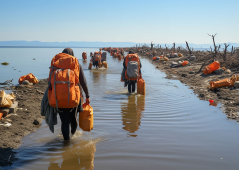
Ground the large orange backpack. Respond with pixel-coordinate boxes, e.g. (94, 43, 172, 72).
(124, 54, 141, 81)
(82, 52, 87, 60)
(94, 52, 101, 61)
(48, 53, 80, 109)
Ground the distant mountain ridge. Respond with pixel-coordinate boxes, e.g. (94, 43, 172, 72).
(0, 41, 238, 48)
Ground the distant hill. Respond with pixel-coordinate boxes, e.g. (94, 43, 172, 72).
(0, 41, 238, 48)
(0, 41, 136, 48)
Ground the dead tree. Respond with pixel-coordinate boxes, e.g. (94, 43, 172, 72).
(223, 43, 230, 61)
(150, 41, 154, 50)
(231, 46, 234, 55)
(173, 42, 176, 52)
(185, 41, 192, 55)
(208, 33, 218, 61)
(165, 44, 168, 53)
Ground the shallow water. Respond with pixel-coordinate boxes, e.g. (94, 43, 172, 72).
(1, 48, 239, 170)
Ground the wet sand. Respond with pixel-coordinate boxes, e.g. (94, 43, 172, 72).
(0, 80, 47, 166)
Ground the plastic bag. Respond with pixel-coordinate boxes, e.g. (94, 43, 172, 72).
(19, 73, 38, 84)
(182, 61, 189, 66)
(0, 90, 15, 108)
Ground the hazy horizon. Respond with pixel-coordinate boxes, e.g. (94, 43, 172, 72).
(1, 0, 238, 44)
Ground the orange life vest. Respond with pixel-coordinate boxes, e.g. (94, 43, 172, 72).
(48, 53, 80, 109)
(124, 54, 141, 81)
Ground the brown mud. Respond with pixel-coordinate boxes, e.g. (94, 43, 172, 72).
(0, 79, 48, 167)
(124, 47, 239, 121)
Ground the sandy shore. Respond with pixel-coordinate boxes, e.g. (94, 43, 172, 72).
(0, 79, 48, 166)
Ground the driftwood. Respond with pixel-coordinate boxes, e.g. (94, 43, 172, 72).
(36, 89, 44, 94)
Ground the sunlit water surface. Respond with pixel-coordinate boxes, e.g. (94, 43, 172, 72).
(0, 48, 239, 170)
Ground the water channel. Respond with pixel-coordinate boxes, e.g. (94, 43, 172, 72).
(1, 48, 239, 170)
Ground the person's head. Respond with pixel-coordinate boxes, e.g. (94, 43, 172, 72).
(128, 50, 135, 54)
(62, 48, 74, 56)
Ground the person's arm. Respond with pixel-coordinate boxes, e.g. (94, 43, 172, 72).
(123, 58, 126, 69)
(79, 65, 90, 99)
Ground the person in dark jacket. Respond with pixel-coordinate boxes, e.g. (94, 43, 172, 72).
(58, 48, 90, 140)
(123, 50, 142, 93)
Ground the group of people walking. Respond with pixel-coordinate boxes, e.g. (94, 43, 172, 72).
(44, 47, 142, 140)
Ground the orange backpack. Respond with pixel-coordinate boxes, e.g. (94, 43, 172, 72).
(94, 52, 101, 61)
(124, 54, 141, 81)
(19, 73, 38, 84)
(48, 53, 80, 109)
(82, 52, 87, 60)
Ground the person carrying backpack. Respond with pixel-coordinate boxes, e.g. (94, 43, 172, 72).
(93, 51, 101, 68)
(48, 48, 90, 140)
(122, 50, 142, 93)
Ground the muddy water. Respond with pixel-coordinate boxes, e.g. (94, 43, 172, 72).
(2, 49, 239, 170)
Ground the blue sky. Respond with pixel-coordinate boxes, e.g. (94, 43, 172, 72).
(0, 0, 238, 44)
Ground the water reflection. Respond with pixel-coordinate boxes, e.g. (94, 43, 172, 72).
(48, 139, 96, 170)
(121, 94, 145, 137)
(82, 60, 88, 66)
(90, 70, 101, 84)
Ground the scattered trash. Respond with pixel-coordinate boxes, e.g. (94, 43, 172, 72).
(0, 112, 3, 120)
(189, 55, 196, 61)
(210, 78, 231, 90)
(234, 81, 239, 88)
(209, 100, 214, 103)
(22, 80, 33, 86)
(170, 61, 182, 68)
(182, 61, 189, 66)
(178, 53, 183, 57)
(0, 90, 15, 108)
(222, 67, 226, 71)
(213, 68, 224, 75)
(203, 61, 220, 75)
(33, 119, 39, 125)
(169, 53, 178, 58)
(0, 122, 12, 127)
(1, 62, 9, 65)
(19, 73, 38, 84)
(225, 69, 231, 74)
